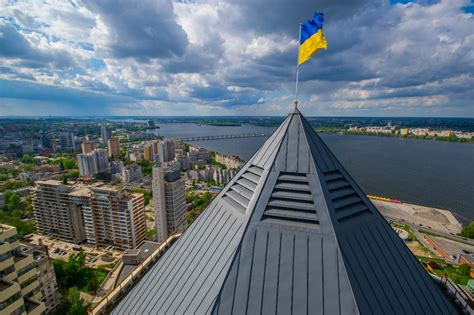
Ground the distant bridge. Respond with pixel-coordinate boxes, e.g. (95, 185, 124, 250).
(180, 132, 272, 142)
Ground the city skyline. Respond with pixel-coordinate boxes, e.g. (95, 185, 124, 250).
(1, 0, 473, 117)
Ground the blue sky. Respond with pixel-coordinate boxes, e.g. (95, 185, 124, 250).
(0, 0, 473, 117)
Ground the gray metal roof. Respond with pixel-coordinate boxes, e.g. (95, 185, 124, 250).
(112, 109, 456, 315)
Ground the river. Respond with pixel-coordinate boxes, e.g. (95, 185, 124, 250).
(150, 123, 474, 221)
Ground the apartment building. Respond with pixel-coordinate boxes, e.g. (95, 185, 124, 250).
(81, 140, 96, 154)
(0, 224, 46, 315)
(100, 125, 110, 144)
(68, 188, 96, 247)
(21, 243, 60, 313)
(89, 187, 146, 250)
(77, 149, 109, 177)
(107, 138, 121, 158)
(32, 180, 87, 244)
(152, 162, 187, 243)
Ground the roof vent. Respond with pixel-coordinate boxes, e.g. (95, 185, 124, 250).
(323, 170, 372, 222)
(222, 165, 263, 214)
(261, 172, 319, 228)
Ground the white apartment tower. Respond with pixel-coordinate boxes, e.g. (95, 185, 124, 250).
(77, 149, 109, 177)
(100, 125, 110, 144)
(152, 161, 186, 242)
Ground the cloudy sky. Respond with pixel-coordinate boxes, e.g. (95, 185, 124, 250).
(0, 0, 473, 117)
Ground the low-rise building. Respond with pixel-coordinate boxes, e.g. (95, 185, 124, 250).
(214, 153, 244, 169)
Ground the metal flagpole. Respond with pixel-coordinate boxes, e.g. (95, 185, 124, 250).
(294, 23, 302, 110)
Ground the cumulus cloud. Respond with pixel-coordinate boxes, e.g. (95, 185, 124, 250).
(0, 0, 472, 116)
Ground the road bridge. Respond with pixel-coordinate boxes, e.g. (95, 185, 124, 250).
(180, 132, 271, 142)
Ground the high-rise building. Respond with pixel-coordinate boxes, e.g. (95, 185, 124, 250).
(21, 242, 61, 313)
(110, 160, 124, 175)
(144, 140, 175, 163)
(100, 125, 110, 144)
(41, 134, 51, 149)
(108, 138, 120, 158)
(81, 140, 96, 154)
(152, 161, 186, 243)
(0, 224, 46, 315)
(89, 187, 146, 250)
(144, 143, 153, 161)
(122, 164, 142, 183)
(113, 109, 457, 314)
(68, 187, 95, 246)
(77, 149, 109, 177)
(59, 132, 75, 151)
(161, 139, 175, 162)
(32, 180, 86, 244)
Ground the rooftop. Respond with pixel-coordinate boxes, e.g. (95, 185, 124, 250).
(112, 109, 456, 314)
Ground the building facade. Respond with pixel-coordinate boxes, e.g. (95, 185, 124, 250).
(0, 224, 46, 315)
(152, 162, 186, 243)
(214, 153, 244, 169)
(81, 140, 96, 154)
(107, 138, 121, 158)
(21, 243, 60, 313)
(59, 132, 75, 151)
(89, 187, 146, 250)
(77, 149, 109, 177)
(32, 180, 86, 244)
(122, 164, 142, 183)
(100, 125, 110, 144)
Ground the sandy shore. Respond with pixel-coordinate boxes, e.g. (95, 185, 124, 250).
(372, 199, 463, 235)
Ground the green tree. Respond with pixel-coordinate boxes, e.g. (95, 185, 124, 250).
(59, 159, 65, 171)
(20, 154, 34, 164)
(458, 264, 471, 276)
(460, 222, 474, 239)
(63, 159, 76, 170)
(5, 192, 20, 213)
(67, 287, 87, 315)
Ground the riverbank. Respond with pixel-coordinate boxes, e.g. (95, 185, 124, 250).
(372, 198, 464, 235)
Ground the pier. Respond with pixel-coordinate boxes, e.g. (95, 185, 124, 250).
(180, 132, 271, 142)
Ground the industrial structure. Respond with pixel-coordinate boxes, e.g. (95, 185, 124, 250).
(113, 109, 456, 314)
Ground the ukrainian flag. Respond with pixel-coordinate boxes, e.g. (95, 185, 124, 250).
(298, 12, 327, 65)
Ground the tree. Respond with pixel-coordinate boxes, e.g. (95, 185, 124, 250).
(460, 222, 474, 239)
(67, 287, 87, 315)
(459, 264, 471, 276)
(59, 159, 65, 171)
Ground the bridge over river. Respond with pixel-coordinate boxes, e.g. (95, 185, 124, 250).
(181, 132, 271, 142)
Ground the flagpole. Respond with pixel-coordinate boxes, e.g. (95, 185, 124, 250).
(294, 23, 302, 110)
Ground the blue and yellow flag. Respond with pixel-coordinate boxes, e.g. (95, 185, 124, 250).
(298, 12, 327, 65)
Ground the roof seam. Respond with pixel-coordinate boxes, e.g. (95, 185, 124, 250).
(151, 210, 234, 312)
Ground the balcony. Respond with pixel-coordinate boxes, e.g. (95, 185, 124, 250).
(0, 256, 14, 272)
(0, 242, 10, 255)
(17, 267, 37, 284)
(24, 298, 46, 315)
(0, 279, 21, 306)
(21, 279, 39, 297)
(14, 253, 34, 272)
